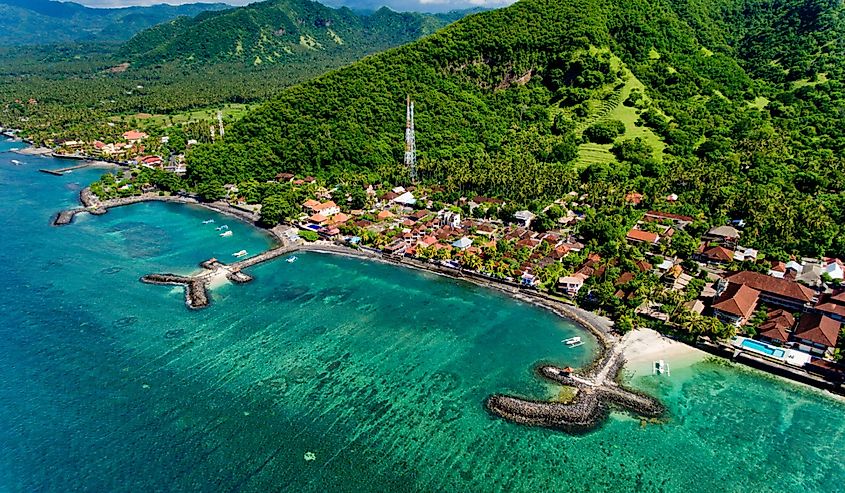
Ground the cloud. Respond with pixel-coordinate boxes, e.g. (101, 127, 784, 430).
(76, 0, 517, 13)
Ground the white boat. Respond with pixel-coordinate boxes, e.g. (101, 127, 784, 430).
(232, 250, 248, 258)
(286, 256, 298, 263)
(219, 230, 233, 237)
(10, 159, 22, 165)
(216, 225, 229, 231)
(203, 219, 215, 224)
(653, 360, 669, 375)
(562, 336, 581, 345)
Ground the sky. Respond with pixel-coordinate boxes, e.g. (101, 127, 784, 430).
(75, 0, 518, 13)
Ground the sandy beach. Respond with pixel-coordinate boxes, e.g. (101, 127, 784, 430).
(621, 328, 706, 376)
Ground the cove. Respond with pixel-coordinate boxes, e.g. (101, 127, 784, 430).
(2, 143, 845, 492)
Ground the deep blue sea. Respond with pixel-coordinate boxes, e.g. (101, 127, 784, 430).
(1, 140, 844, 492)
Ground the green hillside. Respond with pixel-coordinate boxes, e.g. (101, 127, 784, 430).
(0, 0, 229, 46)
(120, 0, 456, 66)
(187, 0, 845, 257)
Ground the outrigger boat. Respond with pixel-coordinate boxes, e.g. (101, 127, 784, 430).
(219, 230, 233, 238)
(203, 219, 215, 224)
(232, 250, 248, 258)
(562, 336, 584, 348)
(10, 159, 22, 165)
(286, 256, 298, 263)
(216, 225, 229, 231)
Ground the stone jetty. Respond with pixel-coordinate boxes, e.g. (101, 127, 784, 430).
(485, 338, 665, 433)
(141, 244, 301, 309)
(52, 189, 196, 226)
(141, 274, 209, 309)
(38, 162, 90, 175)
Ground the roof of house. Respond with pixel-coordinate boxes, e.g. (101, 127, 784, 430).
(712, 283, 760, 319)
(313, 201, 337, 212)
(377, 210, 394, 220)
(330, 213, 350, 224)
(816, 302, 845, 318)
(123, 130, 147, 140)
(559, 273, 588, 284)
(765, 309, 795, 329)
(703, 246, 734, 262)
(645, 210, 693, 222)
(758, 325, 790, 343)
(626, 229, 659, 243)
(615, 272, 636, 286)
(831, 291, 845, 303)
(724, 271, 815, 304)
(794, 313, 840, 347)
(308, 213, 327, 223)
(452, 237, 473, 249)
(635, 260, 653, 272)
(303, 199, 320, 208)
(707, 225, 740, 238)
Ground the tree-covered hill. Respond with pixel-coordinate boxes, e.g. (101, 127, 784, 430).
(0, 0, 230, 46)
(187, 0, 845, 258)
(120, 0, 461, 66)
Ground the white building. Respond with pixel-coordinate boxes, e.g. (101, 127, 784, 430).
(513, 210, 535, 228)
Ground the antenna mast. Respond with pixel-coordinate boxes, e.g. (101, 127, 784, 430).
(404, 95, 417, 183)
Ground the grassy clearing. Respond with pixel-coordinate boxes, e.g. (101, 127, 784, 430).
(573, 53, 666, 168)
(793, 72, 828, 88)
(576, 142, 616, 167)
(113, 104, 251, 128)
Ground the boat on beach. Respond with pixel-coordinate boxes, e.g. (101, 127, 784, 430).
(232, 250, 248, 258)
(219, 230, 233, 237)
(653, 360, 670, 376)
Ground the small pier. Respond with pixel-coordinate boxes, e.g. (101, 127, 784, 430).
(141, 244, 301, 309)
(486, 337, 665, 433)
(39, 163, 91, 175)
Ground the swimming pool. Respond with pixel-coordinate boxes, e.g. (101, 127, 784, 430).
(741, 338, 786, 359)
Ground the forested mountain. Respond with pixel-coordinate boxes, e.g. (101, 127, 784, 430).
(120, 0, 463, 65)
(187, 0, 845, 258)
(0, 0, 230, 46)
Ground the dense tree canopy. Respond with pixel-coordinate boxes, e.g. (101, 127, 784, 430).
(182, 0, 845, 258)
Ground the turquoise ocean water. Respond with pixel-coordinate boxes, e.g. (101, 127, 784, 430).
(1, 140, 844, 492)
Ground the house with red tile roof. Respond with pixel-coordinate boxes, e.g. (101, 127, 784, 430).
(312, 201, 339, 216)
(814, 290, 845, 322)
(699, 245, 734, 264)
(626, 229, 659, 245)
(792, 313, 840, 357)
(558, 273, 589, 297)
(308, 213, 328, 225)
(712, 283, 760, 326)
(723, 271, 816, 311)
(123, 130, 148, 143)
(757, 309, 795, 345)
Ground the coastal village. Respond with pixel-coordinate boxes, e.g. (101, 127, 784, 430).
(8, 121, 845, 392)
(47, 134, 841, 387)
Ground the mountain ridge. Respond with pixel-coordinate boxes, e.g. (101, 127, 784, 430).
(119, 0, 478, 66)
(0, 0, 231, 45)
